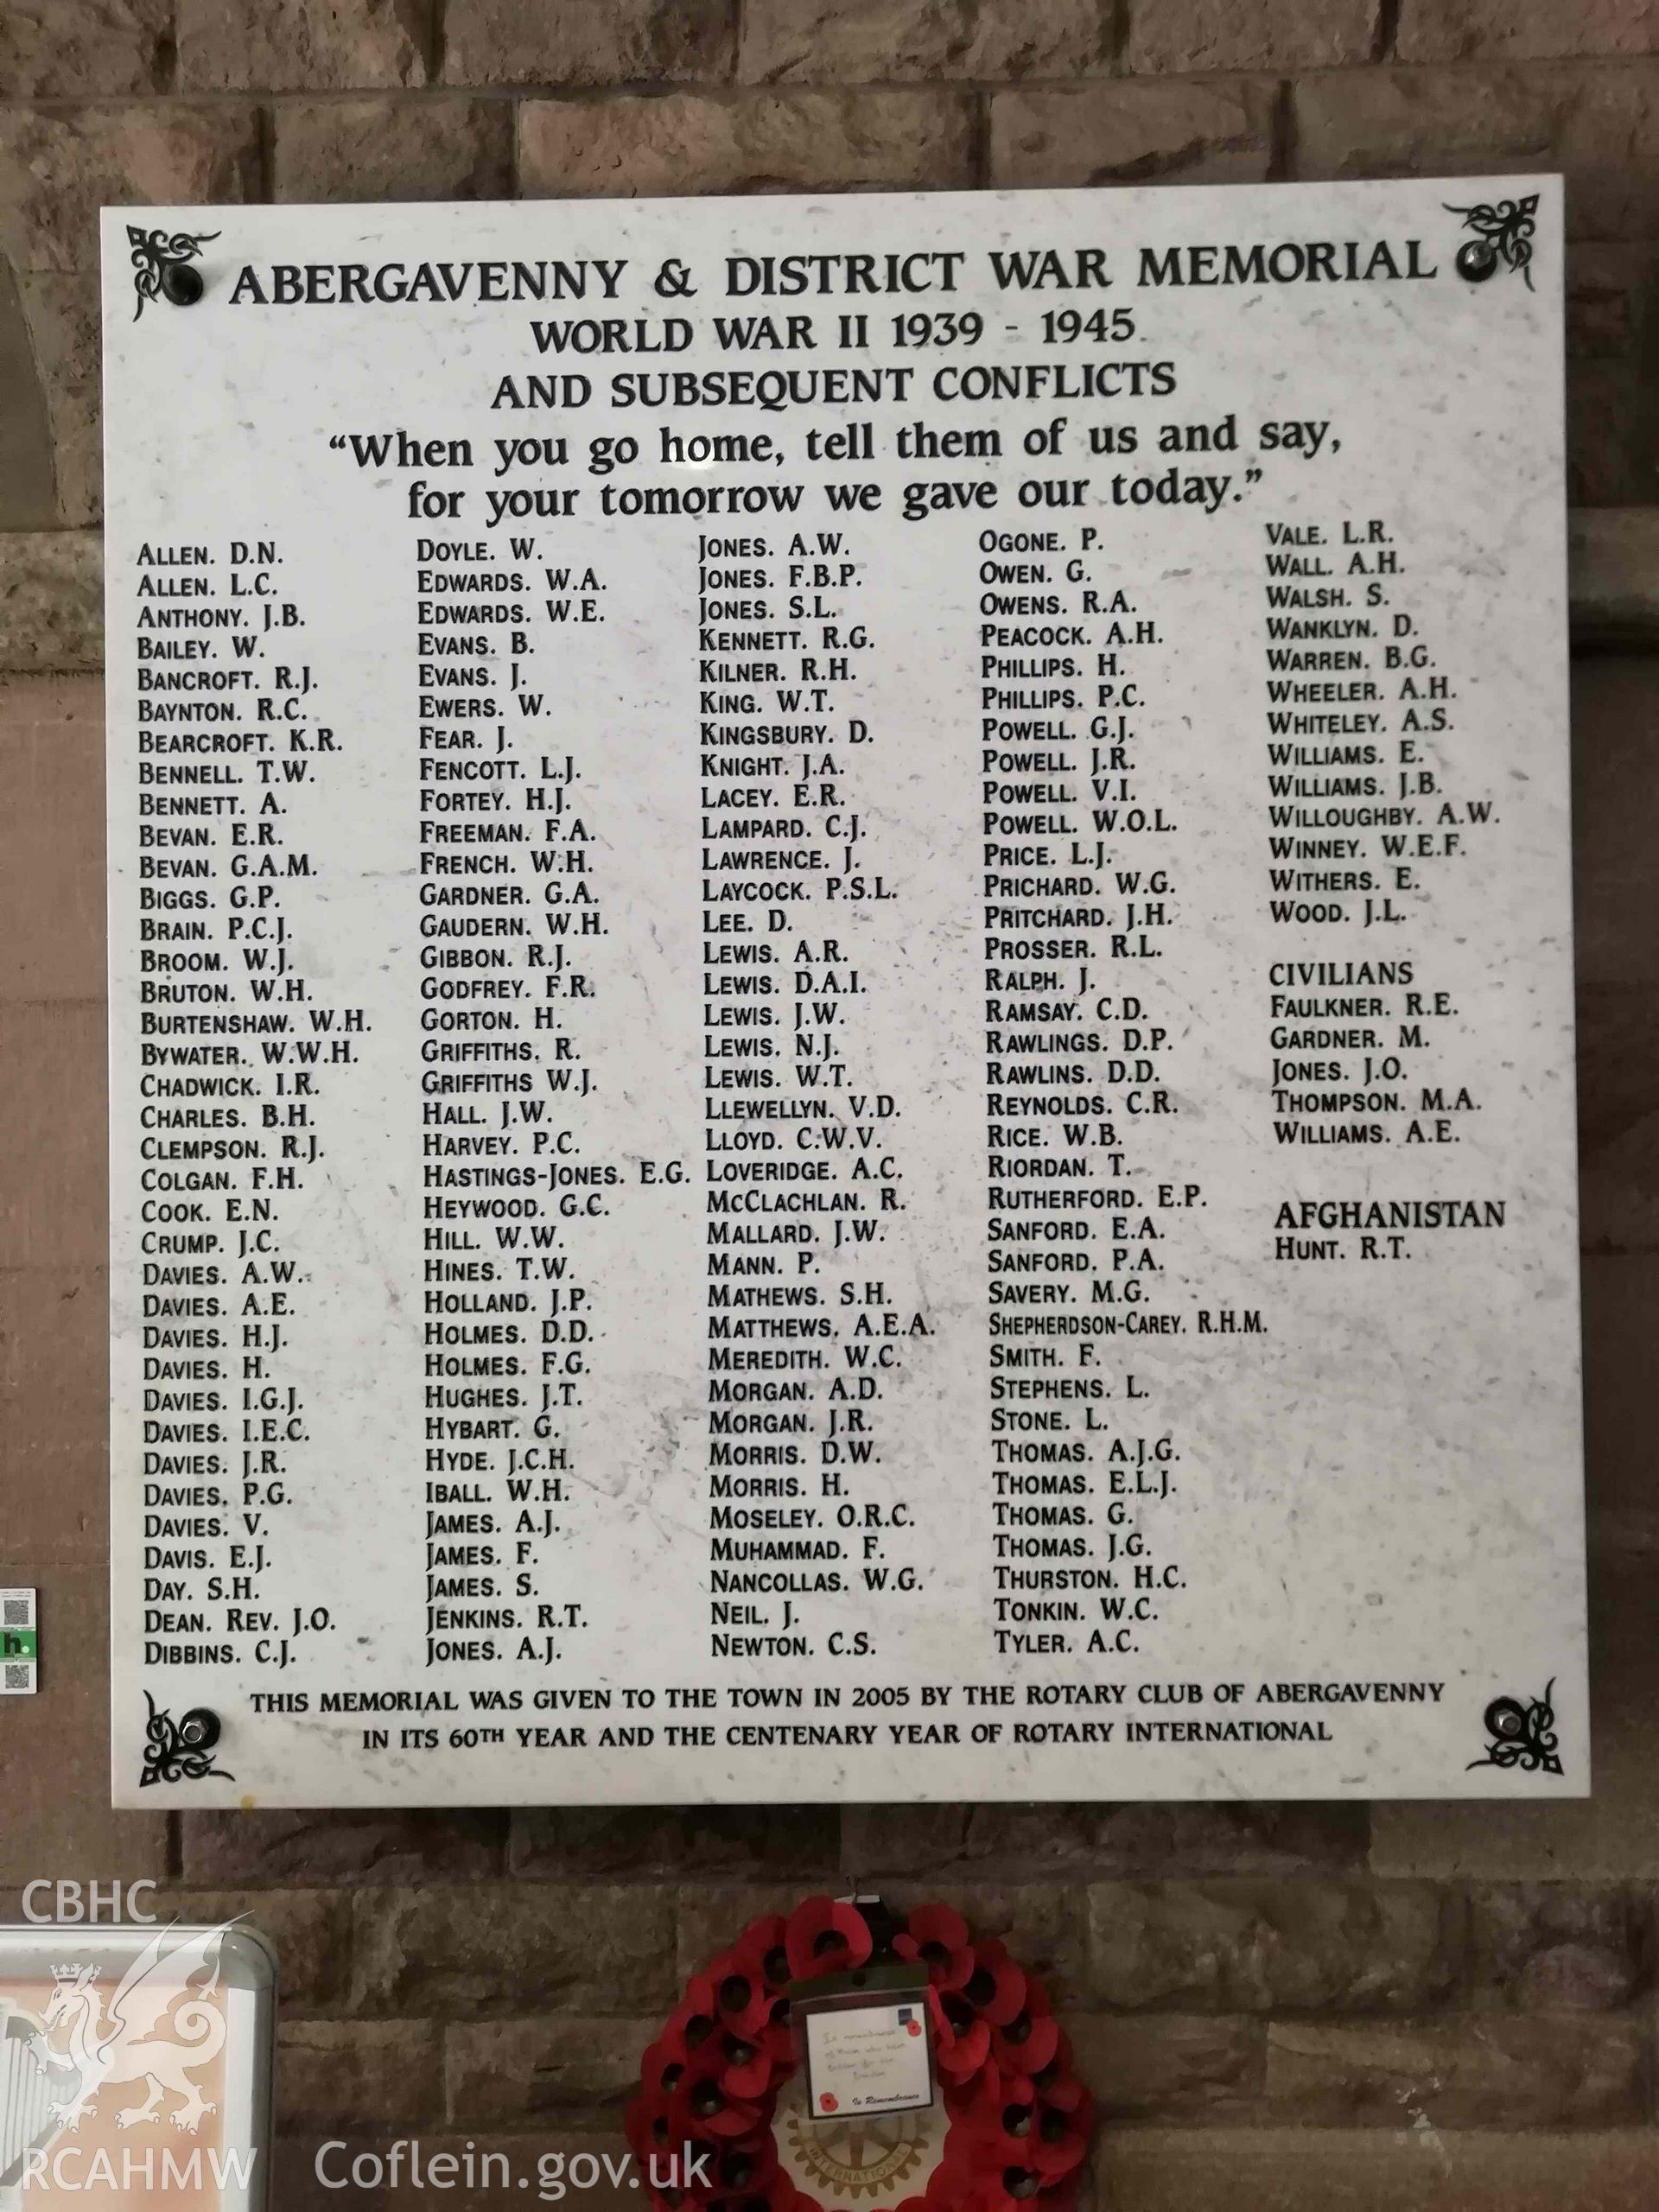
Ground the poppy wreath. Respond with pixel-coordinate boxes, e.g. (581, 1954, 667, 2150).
(626, 1896, 1093, 2212)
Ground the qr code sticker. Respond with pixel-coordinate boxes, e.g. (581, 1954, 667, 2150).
(3, 1663, 31, 1691)
(3, 1598, 30, 1626)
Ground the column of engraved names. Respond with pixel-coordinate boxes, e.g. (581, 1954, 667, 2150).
(1262, 507, 1491, 1189)
(415, 513, 602, 1684)
(128, 536, 356, 1700)
(982, 524, 1186, 1674)
(699, 513, 928, 1675)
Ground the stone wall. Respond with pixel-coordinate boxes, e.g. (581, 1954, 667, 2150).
(3, 5, 1658, 2206)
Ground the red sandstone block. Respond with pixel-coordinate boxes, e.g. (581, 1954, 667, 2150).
(1126, 0, 1376, 73)
(990, 78, 1275, 188)
(518, 91, 976, 199)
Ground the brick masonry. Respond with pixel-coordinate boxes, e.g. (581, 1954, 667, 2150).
(3, 3, 1659, 2204)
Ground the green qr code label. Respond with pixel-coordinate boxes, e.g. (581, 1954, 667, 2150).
(0, 1589, 38, 1692)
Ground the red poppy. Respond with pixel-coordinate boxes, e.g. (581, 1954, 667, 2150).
(961, 1940, 1027, 2028)
(664, 1981, 723, 2068)
(961, 2166, 1026, 2212)
(708, 1949, 778, 2041)
(784, 1896, 873, 1982)
(706, 2128, 781, 2200)
(1024, 2025, 1073, 2090)
(1030, 2078, 1092, 2177)
(1032, 2172, 1081, 2212)
(990, 1980, 1058, 2076)
(639, 2040, 687, 2101)
(732, 1915, 793, 1995)
(1031, 2121, 1090, 2179)
(955, 2059, 1078, 2184)
(666, 2045, 762, 2145)
(741, 2172, 796, 2212)
(927, 1982, 992, 2085)
(923, 2130, 985, 2209)
(626, 2082, 673, 2168)
(714, 2027, 775, 2102)
(955, 2057, 1015, 2133)
(895, 1903, 976, 1992)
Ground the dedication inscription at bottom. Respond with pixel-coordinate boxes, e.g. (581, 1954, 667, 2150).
(104, 178, 1584, 1807)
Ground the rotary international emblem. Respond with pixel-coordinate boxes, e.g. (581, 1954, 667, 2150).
(775, 2075, 944, 2207)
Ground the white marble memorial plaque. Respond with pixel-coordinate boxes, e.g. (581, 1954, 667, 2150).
(104, 181, 1584, 1808)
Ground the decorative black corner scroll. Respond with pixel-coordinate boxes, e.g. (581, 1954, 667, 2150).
(139, 1693, 234, 1786)
(129, 226, 218, 321)
(1467, 1679, 1563, 1776)
(1446, 195, 1540, 291)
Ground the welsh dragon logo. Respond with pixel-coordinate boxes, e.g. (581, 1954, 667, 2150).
(22, 1922, 232, 2141)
